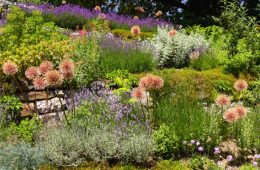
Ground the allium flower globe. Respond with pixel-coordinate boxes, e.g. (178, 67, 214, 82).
(98, 13, 106, 19)
(94, 5, 101, 12)
(189, 51, 200, 60)
(234, 80, 248, 91)
(223, 108, 238, 123)
(132, 87, 146, 101)
(45, 70, 63, 87)
(2, 61, 18, 76)
(39, 61, 53, 75)
(139, 74, 164, 90)
(235, 105, 247, 119)
(59, 59, 75, 74)
(155, 10, 163, 17)
(198, 146, 204, 152)
(133, 16, 139, 20)
(63, 71, 74, 80)
(25, 66, 40, 80)
(215, 94, 230, 107)
(168, 29, 177, 37)
(131, 25, 141, 36)
(33, 77, 47, 90)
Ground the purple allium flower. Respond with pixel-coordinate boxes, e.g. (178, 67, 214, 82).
(198, 146, 204, 152)
(214, 147, 221, 154)
(226, 155, 233, 162)
(252, 161, 258, 167)
(196, 141, 200, 146)
(190, 140, 196, 144)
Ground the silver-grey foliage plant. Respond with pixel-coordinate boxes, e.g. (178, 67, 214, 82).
(151, 26, 209, 68)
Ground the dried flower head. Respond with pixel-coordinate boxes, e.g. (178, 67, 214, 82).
(139, 74, 164, 90)
(168, 29, 177, 36)
(59, 59, 75, 74)
(39, 61, 53, 75)
(155, 10, 163, 17)
(25, 66, 40, 80)
(33, 77, 47, 90)
(235, 105, 247, 119)
(2, 61, 18, 76)
(131, 25, 141, 36)
(133, 16, 139, 20)
(135, 7, 145, 13)
(234, 80, 248, 91)
(45, 70, 63, 87)
(216, 94, 230, 107)
(223, 108, 238, 123)
(94, 5, 101, 12)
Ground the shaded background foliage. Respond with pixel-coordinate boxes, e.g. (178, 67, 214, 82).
(37, 0, 260, 26)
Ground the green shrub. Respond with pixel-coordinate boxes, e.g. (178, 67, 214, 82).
(72, 36, 101, 88)
(190, 50, 219, 71)
(155, 160, 191, 170)
(105, 70, 138, 89)
(100, 48, 156, 74)
(153, 93, 222, 152)
(0, 142, 45, 170)
(0, 95, 22, 126)
(12, 117, 42, 143)
(189, 156, 220, 170)
(135, 68, 235, 102)
(41, 124, 156, 166)
(112, 29, 155, 40)
(152, 124, 179, 158)
(239, 164, 258, 170)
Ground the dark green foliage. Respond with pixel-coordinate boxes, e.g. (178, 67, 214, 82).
(0, 95, 22, 126)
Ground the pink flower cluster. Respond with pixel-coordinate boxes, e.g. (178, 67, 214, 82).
(215, 79, 249, 123)
(132, 74, 164, 101)
(130, 25, 141, 36)
(2, 59, 75, 90)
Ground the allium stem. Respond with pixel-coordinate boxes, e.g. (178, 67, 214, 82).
(56, 90, 70, 126)
(13, 76, 32, 112)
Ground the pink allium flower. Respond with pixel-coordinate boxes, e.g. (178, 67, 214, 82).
(39, 61, 53, 75)
(234, 105, 247, 119)
(139, 74, 164, 90)
(135, 6, 145, 13)
(234, 80, 248, 91)
(227, 155, 233, 162)
(215, 94, 230, 107)
(94, 5, 101, 12)
(2, 61, 18, 76)
(133, 16, 139, 20)
(59, 59, 75, 74)
(25, 66, 40, 80)
(223, 108, 238, 123)
(155, 10, 163, 17)
(131, 25, 141, 36)
(132, 87, 146, 100)
(168, 29, 177, 37)
(33, 77, 47, 90)
(45, 70, 63, 87)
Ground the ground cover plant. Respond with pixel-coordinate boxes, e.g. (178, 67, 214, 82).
(0, 1, 259, 169)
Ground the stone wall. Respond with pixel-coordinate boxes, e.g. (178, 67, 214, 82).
(20, 90, 66, 125)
